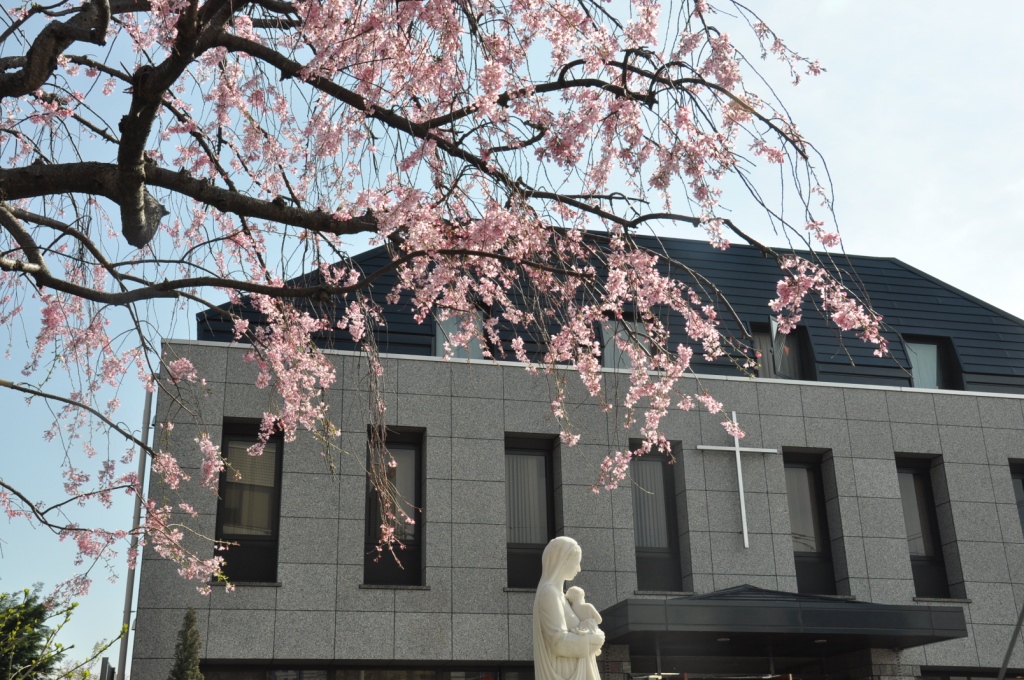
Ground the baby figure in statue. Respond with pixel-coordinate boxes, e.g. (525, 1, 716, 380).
(565, 585, 603, 653)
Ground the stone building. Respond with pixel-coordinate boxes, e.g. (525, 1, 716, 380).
(131, 237, 1024, 680)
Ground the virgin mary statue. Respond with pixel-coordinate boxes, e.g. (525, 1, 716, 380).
(532, 537, 604, 680)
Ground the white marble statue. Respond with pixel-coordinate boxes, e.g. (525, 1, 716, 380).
(533, 537, 605, 680)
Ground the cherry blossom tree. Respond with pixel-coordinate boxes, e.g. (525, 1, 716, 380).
(0, 0, 888, 594)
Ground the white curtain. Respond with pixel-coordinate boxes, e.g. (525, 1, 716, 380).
(389, 445, 418, 541)
(906, 342, 939, 388)
(630, 459, 669, 549)
(898, 471, 937, 557)
(221, 440, 277, 536)
(506, 454, 549, 544)
(784, 466, 820, 553)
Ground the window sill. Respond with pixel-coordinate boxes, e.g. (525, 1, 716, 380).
(210, 581, 282, 588)
(359, 584, 430, 590)
(808, 593, 856, 601)
(504, 587, 536, 593)
(634, 590, 694, 597)
(913, 596, 971, 604)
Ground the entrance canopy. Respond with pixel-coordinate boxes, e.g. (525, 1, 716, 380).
(601, 585, 968, 660)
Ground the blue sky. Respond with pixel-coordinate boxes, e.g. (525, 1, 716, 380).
(2, 0, 1023, 674)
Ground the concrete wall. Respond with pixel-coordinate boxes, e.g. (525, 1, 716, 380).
(131, 340, 1024, 680)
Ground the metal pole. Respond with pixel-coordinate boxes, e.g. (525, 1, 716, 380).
(732, 411, 749, 549)
(996, 598, 1024, 680)
(116, 388, 153, 680)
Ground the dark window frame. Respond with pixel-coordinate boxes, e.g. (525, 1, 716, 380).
(1010, 462, 1024, 536)
(783, 453, 836, 595)
(629, 446, 684, 592)
(363, 429, 425, 586)
(215, 421, 284, 583)
(902, 335, 963, 390)
(896, 457, 950, 598)
(505, 436, 556, 589)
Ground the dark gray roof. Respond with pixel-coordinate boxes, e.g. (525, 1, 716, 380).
(197, 235, 1024, 393)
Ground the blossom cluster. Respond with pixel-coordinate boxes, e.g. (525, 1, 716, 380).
(771, 256, 889, 356)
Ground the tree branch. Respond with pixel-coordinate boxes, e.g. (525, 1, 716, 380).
(0, 0, 110, 99)
(114, 0, 234, 247)
(0, 378, 150, 452)
(0, 162, 379, 236)
(0, 480, 137, 534)
(0, 205, 49, 281)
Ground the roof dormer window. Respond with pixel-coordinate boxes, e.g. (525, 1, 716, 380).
(602, 318, 649, 370)
(434, 309, 486, 360)
(752, 322, 809, 380)
(903, 336, 960, 390)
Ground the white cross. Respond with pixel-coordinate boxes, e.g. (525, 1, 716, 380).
(696, 411, 778, 549)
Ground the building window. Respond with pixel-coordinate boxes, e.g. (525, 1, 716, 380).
(506, 438, 554, 588)
(784, 457, 836, 595)
(752, 323, 809, 380)
(897, 460, 950, 598)
(364, 432, 423, 586)
(435, 310, 486, 359)
(215, 423, 283, 583)
(904, 337, 960, 389)
(1011, 465, 1024, 534)
(630, 452, 683, 591)
(602, 319, 649, 370)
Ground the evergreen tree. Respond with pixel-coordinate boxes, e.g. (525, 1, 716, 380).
(166, 609, 202, 680)
(0, 585, 67, 680)
(0, 589, 66, 680)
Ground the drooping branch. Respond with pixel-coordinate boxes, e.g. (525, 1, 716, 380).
(418, 62, 645, 130)
(0, 378, 150, 452)
(215, 33, 527, 193)
(211, 31, 793, 237)
(0, 479, 138, 533)
(5, 205, 140, 289)
(214, 34, 664, 233)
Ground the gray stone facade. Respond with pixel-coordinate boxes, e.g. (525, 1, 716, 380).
(131, 339, 1024, 680)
